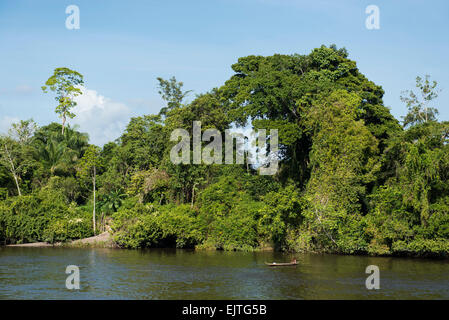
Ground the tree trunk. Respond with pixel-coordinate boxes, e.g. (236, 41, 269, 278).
(93, 166, 96, 235)
(12, 171, 21, 197)
(425, 105, 428, 123)
(100, 212, 105, 232)
(159, 193, 164, 205)
(4, 143, 21, 196)
(61, 113, 66, 135)
(191, 182, 197, 209)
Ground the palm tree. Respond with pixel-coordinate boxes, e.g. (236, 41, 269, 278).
(63, 124, 89, 161)
(34, 135, 73, 175)
(32, 124, 88, 176)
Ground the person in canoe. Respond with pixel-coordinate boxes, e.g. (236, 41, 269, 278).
(265, 259, 297, 266)
(271, 259, 296, 264)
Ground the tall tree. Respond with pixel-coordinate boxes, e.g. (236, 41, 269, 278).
(78, 145, 103, 234)
(401, 75, 440, 127)
(42, 67, 84, 134)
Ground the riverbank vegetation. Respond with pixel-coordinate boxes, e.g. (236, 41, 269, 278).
(1, 45, 448, 257)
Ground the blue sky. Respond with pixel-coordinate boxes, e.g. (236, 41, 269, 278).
(0, 0, 448, 145)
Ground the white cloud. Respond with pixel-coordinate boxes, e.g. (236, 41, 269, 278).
(72, 87, 131, 146)
(14, 85, 33, 94)
(0, 85, 33, 95)
(0, 116, 20, 135)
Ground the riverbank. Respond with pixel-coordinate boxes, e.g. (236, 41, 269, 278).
(5, 231, 115, 248)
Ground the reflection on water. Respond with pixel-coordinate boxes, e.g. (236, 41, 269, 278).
(0, 247, 448, 299)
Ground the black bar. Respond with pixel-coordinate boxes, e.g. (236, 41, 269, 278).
(1, 300, 447, 319)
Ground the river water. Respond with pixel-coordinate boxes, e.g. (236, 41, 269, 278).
(0, 247, 448, 299)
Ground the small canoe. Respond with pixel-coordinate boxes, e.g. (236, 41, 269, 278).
(265, 261, 298, 266)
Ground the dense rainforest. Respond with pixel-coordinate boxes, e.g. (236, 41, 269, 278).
(1, 45, 448, 257)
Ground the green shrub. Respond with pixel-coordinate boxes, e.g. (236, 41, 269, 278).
(392, 239, 449, 257)
(0, 188, 92, 244)
(111, 201, 204, 249)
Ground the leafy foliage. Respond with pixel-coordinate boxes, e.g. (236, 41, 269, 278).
(42, 67, 84, 134)
(1, 48, 448, 257)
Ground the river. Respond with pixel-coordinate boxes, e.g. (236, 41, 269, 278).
(0, 247, 448, 299)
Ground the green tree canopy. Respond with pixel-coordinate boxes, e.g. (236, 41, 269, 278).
(42, 67, 84, 134)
